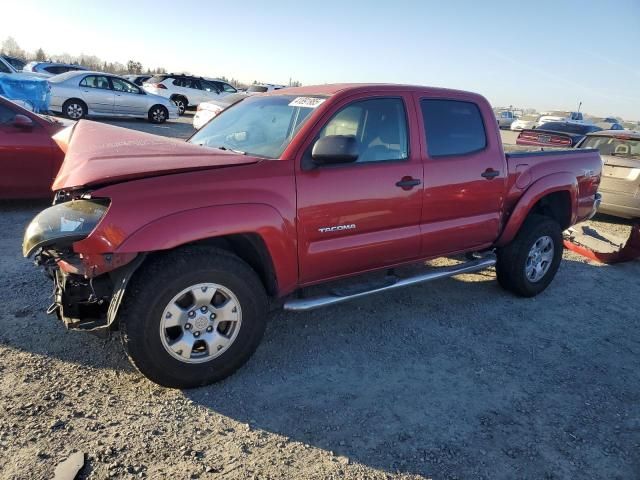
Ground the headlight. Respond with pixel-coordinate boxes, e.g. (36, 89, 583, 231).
(23, 199, 109, 257)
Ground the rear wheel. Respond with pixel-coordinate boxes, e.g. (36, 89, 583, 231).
(119, 248, 268, 388)
(148, 105, 168, 124)
(496, 214, 563, 297)
(172, 96, 187, 115)
(62, 99, 86, 120)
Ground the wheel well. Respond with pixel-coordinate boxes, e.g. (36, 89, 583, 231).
(174, 234, 278, 296)
(170, 94, 187, 103)
(529, 191, 572, 230)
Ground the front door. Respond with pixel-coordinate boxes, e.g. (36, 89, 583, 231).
(110, 77, 147, 115)
(416, 96, 507, 257)
(296, 95, 424, 284)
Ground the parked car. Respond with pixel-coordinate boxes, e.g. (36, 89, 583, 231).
(0, 96, 70, 198)
(576, 130, 640, 219)
(495, 110, 517, 128)
(594, 121, 624, 131)
(124, 74, 152, 86)
(192, 92, 247, 129)
(142, 74, 237, 115)
(516, 122, 602, 147)
(536, 111, 585, 127)
(23, 62, 89, 77)
(0, 57, 47, 79)
(0, 55, 26, 71)
(22, 83, 602, 388)
(510, 114, 540, 131)
(246, 83, 286, 94)
(48, 71, 178, 123)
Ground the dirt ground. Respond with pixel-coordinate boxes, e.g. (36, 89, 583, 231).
(1, 125, 639, 479)
(1, 201, 638, 479)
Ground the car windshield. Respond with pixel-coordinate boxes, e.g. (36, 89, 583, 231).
(579, 135, 640, 157)
(247, 85, 269, 93)
(189, 94, 324, 158)
(539, 122, 599, 135)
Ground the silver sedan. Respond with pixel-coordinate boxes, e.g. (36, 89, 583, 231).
(48, 71, 178, 123)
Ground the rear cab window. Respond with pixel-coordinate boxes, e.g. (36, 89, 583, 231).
(420, 99, 487, 157)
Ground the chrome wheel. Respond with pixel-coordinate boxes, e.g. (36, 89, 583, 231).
(66, 103, 84, 119)
(159, 283, 242, 364)
(174, 98, 186, 115)
(151, 107, 166, 123)
(525, 235, 554, 283)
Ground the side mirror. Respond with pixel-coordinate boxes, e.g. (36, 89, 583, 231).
(311, 135, 359, 165)
(13, 114, 34, 130)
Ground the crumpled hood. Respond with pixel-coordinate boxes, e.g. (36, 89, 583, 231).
(52, 120, 260, 190)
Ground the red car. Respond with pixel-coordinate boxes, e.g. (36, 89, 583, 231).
(23, 84, 602, 388)
(0, 96, 69, 198)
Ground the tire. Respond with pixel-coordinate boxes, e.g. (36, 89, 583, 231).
(62, 99, 87, 120)
(148, 105, 168, 124)
(119, 247, 268, 388)
(495, 214, 563, 297)
(172, 96, 187, 115)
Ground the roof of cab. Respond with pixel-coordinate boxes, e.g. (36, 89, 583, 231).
(267, 83, 486, 100)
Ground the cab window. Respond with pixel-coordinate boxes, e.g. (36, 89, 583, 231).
(317, 98, 408, 163)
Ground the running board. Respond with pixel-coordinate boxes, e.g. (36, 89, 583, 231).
(283, 255, 496, 312)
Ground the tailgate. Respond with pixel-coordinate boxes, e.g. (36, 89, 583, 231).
(601, 155, 640, 194)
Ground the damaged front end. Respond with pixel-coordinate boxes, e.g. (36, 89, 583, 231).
(23, 195, 141, 336)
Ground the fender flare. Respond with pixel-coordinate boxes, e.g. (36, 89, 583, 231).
(114, 203, 298, 296)
(495, 172, 578, 247)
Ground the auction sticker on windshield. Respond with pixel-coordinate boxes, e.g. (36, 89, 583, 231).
(289, 97, 326, 108)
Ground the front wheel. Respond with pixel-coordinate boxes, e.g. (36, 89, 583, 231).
(148, 105, 168, 124)
(119, 248, 268, 388)
(496, 214, 563, 297)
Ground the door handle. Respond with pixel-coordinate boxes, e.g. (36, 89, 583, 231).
(481, 168, 500, 179)
(396, 177, 421, 190)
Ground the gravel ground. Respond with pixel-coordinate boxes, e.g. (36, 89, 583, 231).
(0, 124, 638, 479)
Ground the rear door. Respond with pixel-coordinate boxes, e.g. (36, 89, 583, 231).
(296, 94, 424, 283)
(79, 75, 114, 114)
(416, 96, 507, 256)
(0, 104, 54, 198)
(110, 77, 147, 115)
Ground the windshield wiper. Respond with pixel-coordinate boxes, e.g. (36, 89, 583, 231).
(215, 145, 246, 155)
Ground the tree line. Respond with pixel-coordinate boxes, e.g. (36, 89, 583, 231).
(1, 36, 302, 89)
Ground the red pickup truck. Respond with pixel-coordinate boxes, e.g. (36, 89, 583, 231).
(23, 84, 602, 388)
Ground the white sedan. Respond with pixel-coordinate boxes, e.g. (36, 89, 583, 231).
(48, 71, 178, 123)
(192, 93, 248, 130)
(511, 114, 541, 131)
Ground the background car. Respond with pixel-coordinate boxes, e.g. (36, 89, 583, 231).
(510, 114, 540, 131)
(192, 92, 247, 129)
(495, 110, 517, 128)
(23, 61, 89, 77)
(594, 121, 624, 131)
(0, 96, 69, 198)
(0, 57, 47, 79)
(536, 111, 585, 127)
(48, 71, 178, 123)
(124, 74, 152, 86)
(246, 83, 286, 94)
(142, 74, 237, 115)
(577, 130, 640, 219)
(516, 122, 602, 147)
(0, 55, 26, 71)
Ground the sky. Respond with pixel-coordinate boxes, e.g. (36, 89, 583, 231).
(4, 0, 640, 119)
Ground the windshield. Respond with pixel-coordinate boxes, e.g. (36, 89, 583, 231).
(579, 135, 640, 157)
(247, 85, 269, 93)
(189, 94, 323, 158)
